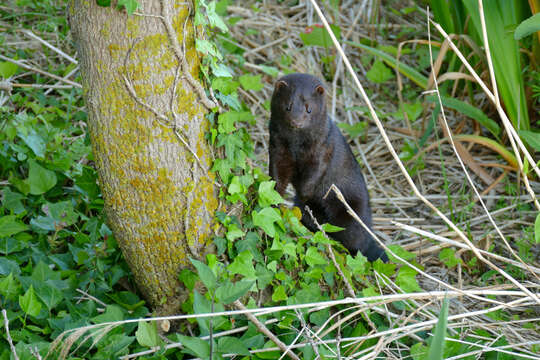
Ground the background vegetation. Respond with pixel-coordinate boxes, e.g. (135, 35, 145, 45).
(0, 0, 538, 359)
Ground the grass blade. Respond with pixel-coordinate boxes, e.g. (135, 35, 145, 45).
(427, 296, 448, 360)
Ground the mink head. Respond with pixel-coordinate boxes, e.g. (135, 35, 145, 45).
(271, 73, 327, 129)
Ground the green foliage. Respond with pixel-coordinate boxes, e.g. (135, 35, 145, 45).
(427, 297, 449, 360)
(300, 24, 341, 48)
(515, 12, 540, 40)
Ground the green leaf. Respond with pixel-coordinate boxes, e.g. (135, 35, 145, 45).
(366, 60, 394, 83)
(205, 1, 228, 33)
(427, 297, 448, 360)
(337, 122, 367, 139)
(19, 130, 46, 158)
(396, 266, 422, 293)
(515, 12, 540, 40)
(196, 39, 222, 60)
(228, 251, 256, 279)
(2, 188, 26, 214)
(387, 244, 416, 262)
(259, 65, 279, 77)
(239, 74, 264, 91)
(218, 111, 254, 134)
(225, 223, 244, 241)
(217, 280, 254, 304)
(252, 207, 281, 238)
(0, 215, 29, 237)
(177, 335, 211, 358)
(439, 248, 461, 268)
(0, 61, 18, 78)
(272, 285, 287, 302)
(217, 336, 251, 356)
(257, 181, 283, 207)
(519, 130, 540, 152)
(410, 342, 428, 360)
(347, 254, 368, 274)
(300, 24, 341, 48)
(19, 285, 42, 317)
(92, 305, 124, 323)
(0, 258, 21, 276)
(136, 321, 161, 347)
(211, 77, 239, 95)
(535, 213, 540, 244)
(117, 0, 139, 15)
(34, 281, 64, 311)
(426, 95, 500, 139)
(190, 258, 217, 290)
(305, 247, 327, 266)
(321, 223, 345, 233)
(27, 160, 57, 195)
(0, 273, 21, 300)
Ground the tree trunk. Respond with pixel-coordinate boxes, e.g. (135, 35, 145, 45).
(69, 0, 218, 314)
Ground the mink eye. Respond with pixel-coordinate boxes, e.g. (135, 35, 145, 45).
(286, 103, 292, 111)
(305, 104, 311, 113)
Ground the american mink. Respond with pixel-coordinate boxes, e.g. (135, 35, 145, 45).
(269, 73, 388, 262)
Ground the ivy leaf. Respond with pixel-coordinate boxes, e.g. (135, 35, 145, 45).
(136, 321, 161, 347)
(366, 60, 394, 83)
(92, 305, 125, 323)
(215, 280, 254, 304)
(228, 250, 256, 279)
(305, 247, 327, 266)
(272, 285, 287, 302)
(387, 244, 416, 263)
(0, 273, 21, 300)
(217, 336, 251, 356)
(239, 74, 264, 91)
(252, 207, 281, 238)
(190, 258, 217, 290)
(0, 258, 21, 276)
(2, 188, 26, 214)
(177, 335, 210, 358)
(27, 160, 57, 195)
(347, 254, 368, 275)
(34, 281, 64, 311)
(19, 130, 46, 158)
(19, 285, 42, 317)
(0, 215, 28, 237)
(257, 181, 283, 207)
(225, 223, 244, 241)
(396, 266, 422, 293)
(439, 248, 461, 268)
(0, 61, 18, 78)
(117, 0, 138, 15)
(204, 1, 228, 33)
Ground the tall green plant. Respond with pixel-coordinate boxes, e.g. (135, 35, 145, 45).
(460, 0, 530, 131)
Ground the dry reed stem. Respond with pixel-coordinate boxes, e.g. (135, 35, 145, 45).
(309, 0, 539, 305)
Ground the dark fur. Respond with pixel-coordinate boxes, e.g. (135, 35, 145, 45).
(269, 73, 388, 262)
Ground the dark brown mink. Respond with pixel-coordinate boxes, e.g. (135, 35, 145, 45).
(268, 73, 388, 262)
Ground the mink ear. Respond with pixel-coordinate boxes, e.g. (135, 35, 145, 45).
(275, 80, 288, 91)
(315, 85, 325, 95)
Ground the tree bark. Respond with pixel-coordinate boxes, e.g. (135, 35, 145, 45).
(69, 0, 218, 314)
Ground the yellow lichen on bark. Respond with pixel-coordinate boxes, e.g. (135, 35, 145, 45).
(70, 0, 219, 312)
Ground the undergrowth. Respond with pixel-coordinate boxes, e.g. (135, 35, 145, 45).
(0, 0, 538, 359)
